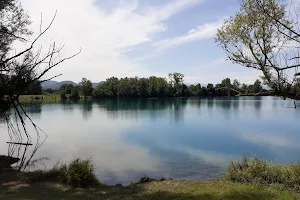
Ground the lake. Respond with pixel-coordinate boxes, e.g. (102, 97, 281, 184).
(1, 96, 300, 185)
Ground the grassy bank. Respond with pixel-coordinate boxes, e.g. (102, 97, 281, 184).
(19, 94, 61, 103)
(1, 175, 299, 200)
(226, 156, 300, 190)
(1, 156, 300, 199)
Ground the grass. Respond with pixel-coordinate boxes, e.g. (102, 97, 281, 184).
(23, 158, 100, 188)
(0, 177, 299, 200)
(226, 155, 300, 190)
(18, 94, 61, 103)
(1, 157, 300, 199)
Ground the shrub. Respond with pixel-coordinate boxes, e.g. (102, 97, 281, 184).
(138, 176, 154, 183)
(23, 158, 100, 188)
(226, 156, 300, 190)
(58, 158, 99, 188)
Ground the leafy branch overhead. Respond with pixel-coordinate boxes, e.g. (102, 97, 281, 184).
(216, 0, 300, 100)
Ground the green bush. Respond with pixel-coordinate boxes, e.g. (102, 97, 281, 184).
(23, 158, 100, 188)
(226, 156, 300, 190)
(58, 158, 99, 188)
(138, 176, 154, 183)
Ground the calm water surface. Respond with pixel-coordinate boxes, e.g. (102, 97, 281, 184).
(1, 97, 300, 185)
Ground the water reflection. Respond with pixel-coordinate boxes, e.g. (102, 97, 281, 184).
(1, 108, 46, 171)
(81, 100, 93, 119)
(94, 98, 188, 124)
(1, 97, 299, 185)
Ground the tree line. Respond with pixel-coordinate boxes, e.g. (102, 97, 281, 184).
(36, 73, 273, 99)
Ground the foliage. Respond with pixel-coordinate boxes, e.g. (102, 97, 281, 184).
(22, 81, 42, 95)
(226, 156, 300, 190)
(59, 84, 74, 95)
(138, 176, 154, 183)
(216, 0, 300, 100)
(60, 90, 67, 99)
(24, 158, 100, 188)
(7, 173, 300, 199)
(58, 84, 80, 99)
(43, 88, 57, 94)
(18, 94, 60, 101)
(69, 86, 80, 99)
(58, 158, 99, 188)
(92, 74, 266, 98)
(80, 78, 93, 98)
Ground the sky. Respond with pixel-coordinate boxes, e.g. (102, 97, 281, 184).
(19, 0, 262, 84)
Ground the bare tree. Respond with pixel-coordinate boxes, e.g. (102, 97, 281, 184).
(0, 0, 80, 169)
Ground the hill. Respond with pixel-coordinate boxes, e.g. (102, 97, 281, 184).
(42, 80, 104, 89)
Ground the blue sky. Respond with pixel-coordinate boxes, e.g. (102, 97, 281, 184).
(20, 0, 261, 84)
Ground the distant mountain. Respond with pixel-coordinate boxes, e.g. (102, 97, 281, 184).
(92, 81, 105, 88)
(42, 80, 77, 89)
(41, 80, 57, 87)
(42, 80, 104, 89)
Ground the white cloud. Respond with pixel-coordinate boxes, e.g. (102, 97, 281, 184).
(155, 19, 224, 49)
(18, 0, 204, 82)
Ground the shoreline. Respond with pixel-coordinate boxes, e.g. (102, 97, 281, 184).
(1, 156, 300, 199)
(18, 94, 275, 102)
(1, 170, 299, 200)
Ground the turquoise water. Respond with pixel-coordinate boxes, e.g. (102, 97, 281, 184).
(1, 97, 300, 185)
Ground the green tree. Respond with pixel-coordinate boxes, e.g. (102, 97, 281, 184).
(216, 0, 300, 99)
(168, 72, 185, 96)
(148, 76, 158, 97)
(188, 84, 202, 96)
(207, 83, 215, 96)
(233, 79, 241, 90)
(69, 86, 80, 99)
(23, 81, 42, 95)
(253, 79, 263, 93)
(105, 77, 119, 97)
(80, 78, 93, 98)
(93, 84, 109, 98)
(156, 77, 168, 97)
(60, 90, 67, 99)
(118, 77, 130, 97)
(43, 88, 56, 94)
(241, 83, 248, 93)
(59, 84, 74, 95)
(137, 78, 149, 97)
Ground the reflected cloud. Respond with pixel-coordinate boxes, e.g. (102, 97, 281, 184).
(239, 132, 298, 149)
(1, 97, 299, 185)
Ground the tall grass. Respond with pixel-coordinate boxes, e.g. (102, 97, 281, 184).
(226, 156, 300, 190)
(24, 158, 100, 188)
(58, 158, 99, 188)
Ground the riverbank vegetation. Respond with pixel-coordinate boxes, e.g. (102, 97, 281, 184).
(227, 156, 300, 190)
(23, 158, 99, 188)
(1, 156, 300, 200)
